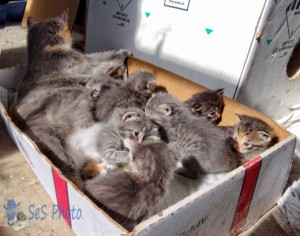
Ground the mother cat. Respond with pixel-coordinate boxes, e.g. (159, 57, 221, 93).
(10, 11, 130, 189)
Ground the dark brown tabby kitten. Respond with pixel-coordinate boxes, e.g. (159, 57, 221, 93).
(10, 12, 131, 189)
(185, 88, 224, 125)
(84, 142, 180, 230)
(95, 69, 156, 122)
(231, 114, 276, 162)
(145, 93, 241, 179)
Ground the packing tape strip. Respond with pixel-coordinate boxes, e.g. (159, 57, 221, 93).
(230, 156, 262, 236)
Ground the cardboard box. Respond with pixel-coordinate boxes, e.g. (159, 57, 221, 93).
(84, 0, 300, 112)
(21, 0, 79, 28)
(0, 57, 296, 235)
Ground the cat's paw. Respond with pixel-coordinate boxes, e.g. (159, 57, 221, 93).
(114, 49, 132, 60)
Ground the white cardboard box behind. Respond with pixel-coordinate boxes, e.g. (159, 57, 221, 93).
(85, 0, 300, 101)
(0, 59, 297, 235)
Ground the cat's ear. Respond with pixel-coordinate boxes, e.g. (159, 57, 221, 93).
(191, 104, 203, 112)
(58, 8, 69, 25)
(158, 104, 172, 116)
(122, 112, 140, 122)
(147, 80, 156, 91)
(257, 131, 272, 142)
(27, 17, 38, 27)
(215, 88, 224, 96)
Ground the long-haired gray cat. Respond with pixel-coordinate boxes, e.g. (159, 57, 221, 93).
(10, 12, 131, 189)
(84, 141, 180, 230)
(145, 93, 241, 178)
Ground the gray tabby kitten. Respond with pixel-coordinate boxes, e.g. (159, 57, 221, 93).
(84, 142, 180, 230)
(10, 12, 130, 189)
(95, 69, 156, 122)
(185, 88, 225, 125)
(65, 107, 153, 175)
(145, 93, 241, 178)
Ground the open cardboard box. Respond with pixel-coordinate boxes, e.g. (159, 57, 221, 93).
(0, 57, 296, 235)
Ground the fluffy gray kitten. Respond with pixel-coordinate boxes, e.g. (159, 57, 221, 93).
(145, 93, 241, 178)
(95, 69, 156, 122)
(10, 12, 130, 189)
(84, 142, 180, 230)
(66, 107, 154, 173)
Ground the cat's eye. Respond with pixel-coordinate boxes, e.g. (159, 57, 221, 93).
(243, 142, 251, 148)
(134, 132, 139, 138)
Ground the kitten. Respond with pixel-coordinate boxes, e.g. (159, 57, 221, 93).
(84, 142, 180, 230)
(65, 107, 154, 175)
(95, 69, 156, 122)
(231, 114, 277, 163)
(145, 93, 241, 179)
(10, 12, 131, 189)
(185, 88, 224, 125)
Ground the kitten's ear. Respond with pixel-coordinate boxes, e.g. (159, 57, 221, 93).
(215, 88, 224, 96)
(257, 131, 272, 142)
(58, 8, 69, 25)
(122, 112, 140, 122)
(27, 17, 38, 27)
(191, 104, 203, 112)
(158, 104, 172, 116)
(234, 114, 242, 122)
(147, 80, 156, 91)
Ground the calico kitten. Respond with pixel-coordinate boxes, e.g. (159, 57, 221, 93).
(231, 114, 276, 162)
(10, 13, 131, 189)
(65, 107, 154, 174)
(84, 142, 180, 230)
(145, 93, 241, 179)
(95, 69, 156, 122)
(185, 88, 224, 125)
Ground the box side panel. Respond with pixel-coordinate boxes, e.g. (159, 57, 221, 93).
(136, 169, 245, 236)
(67, 184, 127, 236)
(236, 0, 300, 123)
(85, 0, 266, 98)
(0, 104, 57, 204)
(243, 136, 296, 231)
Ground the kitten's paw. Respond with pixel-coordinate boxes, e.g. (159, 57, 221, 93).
(114, 49, 132, 60)
(108, 64, 127, 78)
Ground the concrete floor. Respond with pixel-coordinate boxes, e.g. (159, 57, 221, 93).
(0, 23, 297, 236)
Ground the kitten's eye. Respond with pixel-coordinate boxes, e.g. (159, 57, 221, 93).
(243, 142, 251, 148)
(134, 132, 139, 138)
(209, 111, 216, 116)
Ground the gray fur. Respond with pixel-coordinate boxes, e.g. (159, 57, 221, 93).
(84, 142, 180, 230)
(95, 70, 156, 122)
(185, 88, 224, 125)
(10, 14, 131, 189)
(145, 93, 240, 178)
(66, 107, 154, 170)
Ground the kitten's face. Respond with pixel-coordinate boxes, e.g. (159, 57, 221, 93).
(185, 89, 224, 125)
(27, 11, 72, 53)
(111, 108, 153, 145)
(126, 70, 156, 98)
(145, 93, 180, 124)
(232, 115, 274, 154)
